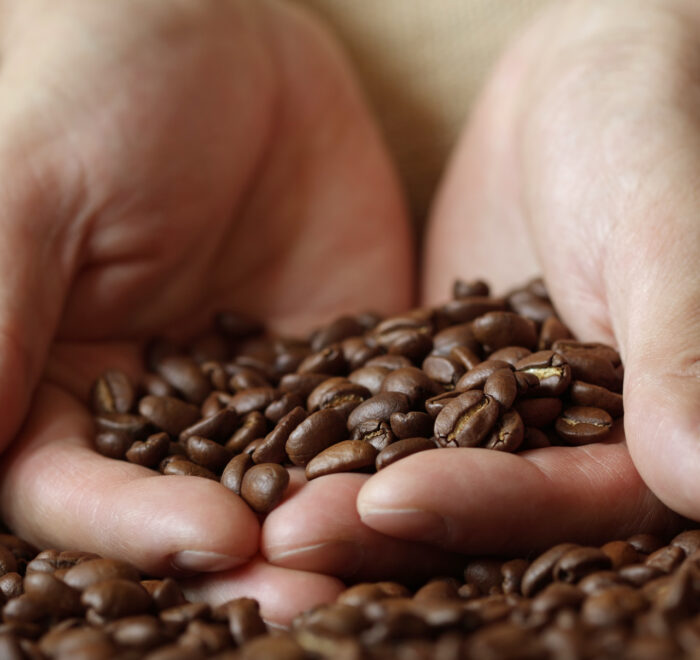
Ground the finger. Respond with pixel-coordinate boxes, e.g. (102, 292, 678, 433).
(0, 383, 260, 575)
(181, 557, 344, 627)
(357, 436, 682, 555)
(262, 471, 462, 582)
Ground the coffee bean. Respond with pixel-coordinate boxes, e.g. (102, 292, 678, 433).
(340, 337, 383, 371)
(531, 583, 584, 616)
(364, 354, 413, 371)
(305, 440, 378, 480)
(23, 573, 82, 617)
(671, 529, 700, 556)
(453, 279, 490, 299)
(646, 546, 685, 573)
(449, 345, 482, 371)
(297, 346, 346, 376)
(91, 369, 135, 415)
(434, 391, 500, 448)
(215, 598, 266, 646)
(389, 411, 434, 439)
(581, 586, 647, 627)
(551, 341, 622, 392)
(0, 573, 23, 601)
(569, 381, 624, 418)
(0, 547, 17, 578)
(200, 361, 229, 392)
(347, 365, 390, 396)
(141, 373, 177, 398)
(553, 547, 612, 582)
(138, 396, 200, 436)
(554, 406, 613, 444)
(440, 297, 506, 325)
(472, 311, 538, 351)
(424, 390, 465, 418)
(521, 544, 578, 597)
(264, 392, 304, 424)
(310, 316, 365, 352)
(380, 367, 441, 407)
(228, 366, 271, 392)
(179, 408, 239, 443)
(456, 360, 512, 391)
(81, 579, 152, 619)
(508, 289, 556, 324)
(539, 316, 573, 350)
(421, 355, 465, 389)
(346, 392, 411, 431)
(515, 350, 572, 397)
(627, 534, 665, 555)
(126, 432, 170, 468)
(514, 397, 563, 428)
(94, 413, 150, 442)
(225, 411, 267, 453)
(141, 579, 186, 611)
(501, 559, 529, 595)
(601, 541, 640, 569)
(489, 346, 532, 367)
(159, 456, 218, 481)
(351, 420, 395, 452)
(483, 368, 518, 409)
(63, 559, 140, 591)
(307, 378, 370, 417)
(184, 436, 231, 473)
(484, 410, 524, 452)
(252, 406, 307, 464)
(375, 437, 437, 471)
(155, 356, 211, 405)
(240, 464, 290, 514)
(618, 564, 664, 587)
(285, 408, 347, 466)
(227, 388, 278, 416)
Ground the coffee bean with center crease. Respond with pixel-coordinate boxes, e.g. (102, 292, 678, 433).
(440, 297, 506, 325)
(423, 390, 464, 418)
(305, 440, 378, 480)
(347, 366, 390, 396)
(184, 436, 231, 473)
(375, 437, 437, 471)
(226, 411, 267, 453)
(264, 392, 304, 424)
(23, 573, 82, 617)
(483, 369, 518, 409)
(351, 420, 395, 451)
(472, 311, 538, 351)
(220, 453, 253, 496)
(340, 336, 382, 371)
(521, 544, 579, 597)
(554, 406, 613, 445)
(484, 409, 524, 453)
(569, 381, 624, 418)
(449, 345, 482, 371)
(456, 360, 512, 391)
(381, 367, 442, 407)
(286, 408, 347, 466)
(126, 432, 170, 468)
(155, 356, 211, 405)
(91, 369, 135, 415)
(347, 392, 411, 432)
(389, 411, 434, 439)
(94, 431, 133, 460)
(307, 378, 371, 418)
(515, 350, 572, 397)
(553, 547, 612, 583)
(0, 546, 17, 577)
(160, 456, 218, 480)
(240, 464, 290, 514)
(297, 346, 346, 376)
(138, 396, 200, 436)
(434, 391, 500, 448)
(95, 413, 150, 443)
(215, 598, 266, 646)
(179, 408, 239, 443)
(252, 406, 307, 464)
(453, 279, 490, 299)
(421, 355, 465, 389)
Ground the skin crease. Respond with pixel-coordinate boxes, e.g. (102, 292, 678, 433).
(0, 0, 697, 625)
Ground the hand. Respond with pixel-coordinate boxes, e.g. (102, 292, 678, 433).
(0, 0, 412, 622)
(351, 0, 697, 553)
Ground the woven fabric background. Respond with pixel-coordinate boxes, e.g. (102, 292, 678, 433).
(287, 0, 554, 223)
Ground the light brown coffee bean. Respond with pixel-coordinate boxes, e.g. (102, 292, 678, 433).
(63, 559, 140, 591)
(91, 370, 135, 415)
(81, 579, 151, 619)
(159, 456, 218, 481)
(240, 464, 290, 514)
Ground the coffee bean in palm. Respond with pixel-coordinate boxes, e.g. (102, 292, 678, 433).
(285, 408, 347, 466)
(483, 368, 517, 409)
(90, 369, 135, 415)
(375, 437, 437, 471)
(514, 397, 562, 428)
(264, 392, 304, 424)
(138, 396, 200, 436)
(434, 391, 500, 448)
(346, 392, 411, 431)
(484, 409, 524, 452)
(453, 278, 490, 299)
(347, 365, 389, 396)
(126, 432, 170, 468)
(160, 456, 217, 480)
(155, 356, 211, 405)
(515, 350, 572, 397)
(440, 296, 506, 325)
(305, 440, 377, 480)
(94, 431, 133, 460)
(239, 464, 289, 514)
(389, 411, 433, 439)
(184, 436, 231, 473)
(81, 580, 151, 619)
(306, 378, 371, 417)
(252, 406, 307, 464)
(554, 406, 613, 444)
(94, 413, 150, 442)
(351, 420, 395, 451)
(380, 367, 441, 407)
(569, 380, 624, 418)
(472, 311, 538, 351)
(179, 407, 239, 443)
(456, 359, 512, 391)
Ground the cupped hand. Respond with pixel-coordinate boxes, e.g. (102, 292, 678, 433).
(0, 0, 412, 619)
(351, 0, 697, 555)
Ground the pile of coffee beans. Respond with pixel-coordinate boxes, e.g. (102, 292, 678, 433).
(2, 525, 700, 658)
(91, 279, 624, 514)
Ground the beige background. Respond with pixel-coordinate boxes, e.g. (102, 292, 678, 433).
(288, 0, 553, 221)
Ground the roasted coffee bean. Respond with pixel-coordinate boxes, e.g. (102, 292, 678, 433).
(553, 547, 612, 582)
(375, 437, 437, 471)
(618, 563, 664, 587)
(126, 432, 170, 468)
(159, 456, 218, 481)
(551, 340, 622, 392)
(199, 361, 228, 392)
(554, 406, 613, 444)
(601, 541, 640, 569)
(389, 411, 434, 439)
(484, 409, 524, 452)
(581, 586, 647, 627)
(434, 391, 500, 448)
(365, 354, 414, 371)
(94, 431, 133, 460)
(472, 311, 538, 351)
(138, 396, 200, 436)
(671, 529, 700, 556)
(627, 534, 665, 555)
(264, 392, 304, 424)
(91, 369, 135, 415)
(383, 328, 433, 362)
(646, 545, 685, 573)
(539, 316, 573, 350)
(351, 420, 395, 452)
(23, 573, 82, 617)
(340, 336, 383, 371)
(453, 279, 490, 299)
(141, 579, 186, 611)
(0, 547, 17, 578)
(239, 464, 290, 514)
(307, 378, 371, 417)
(2, 594, 46, 623)
(531, 583, 584, 616)
(489, 345, 532, 367)
(347, 365, 390, 396)
(63, 559, 140, 591)
(336, 582, 410, 607)
(346, 392, 411, 431)
(225, 411, 267, 453)
(252, 406, 307, 464)
(81, 579, 152, 619)
(440, 297, 506, 325)
(464, 559, 503, 595)
(155, 356, 211, 405)
(569, 380, 624, 418)
(0, 573, 23, 601)
(521, 544, 579, 597)
(449, 345, 482, 371)
(413, 578, 461, 602)
(179, 408, 239, 443)
(285, 408, 347, 466)
(305, 440, 378, 480)
(215, 598, 266, 645)
(424, 390, 464, 418)
(184, 436, 231, 473)
(274, 341, 311, 376)
(456, 359, 512, 391)
(577, 570, 628, 595)
(514, 350, 571, 397)
(94, 413, 150, 442)
(141, 373, 176, 398)
(483, 368, 517, 409)
(160, 602, 210, 629)
(107, 615, 167, 650)
(421, 355, 465, 389)
(501, 560, 529, 595)
(238, 635, 306, 660)
(431, 324, 481, 360)
(514, 397, 562, 428)
(228, 366, 270, 392)
(310, 316, 365, 352)
(226, 387, 278, 416)
(508, 289, 556, 324)
(297, 346, 346, 375)
(381, 367, 441, 407)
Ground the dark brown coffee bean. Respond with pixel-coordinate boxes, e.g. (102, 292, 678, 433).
(0, 536, 36, 570)
(383, 329, 432, 362)
(456, 360, 512, 391)
(389, 411, 433, 439)
(489, 346, 532, 367)
(347, 365, 389, 396)
(627, 533, 665, 555)
(81, 579, 151, 619)
(553, 547, 612, 582)
(284, 408, 347, 466)
(91, 369, 135, 415)
(577, 570, 627, 595)
(252, 406, 307, 464)
(225, 411, 267, 453)
(23, 573, 82, 617)
(94, 412, 150, 442)
(126, 432, 170, 468)
(483, 369, 517, 409)
(141, 579, 186, 611)
(531, 582, 584, 616)
(671, 529, 700, 556)
(184, 436, 231, 473)
(449, 345, 482, 371)
(297, 346, 346, 376)
(569, 380, 623, 418)
(472, 311, 538, 351)
(434, 391, 500, 448)
(340, 337, 383, 371)
(453, 279, 490, 299)
(464, 559, 503, 595)
(199, 361, 228, 392)
(424, 390, 464, 418)
(264, 392, 304, 424)
(141, 373, 177, 398)
(381, 367, 441, 407)
(0, 573, 23, 601)
(581, 585, 647, 626)
(155, 356, 211, 405)
(307, 378, 371, 417)
(63, 559, 140, 591)
(159, 456, 218, 481)
(215, 598, 266, 646)
(521, 544, 578, 597)
(306, 440, 378, 480)
(539, 316, 573, 350)
(501, 559, 529, 595)
(346, 392, 411, 431)
(179, 408, 239, 443)
(551, 341, 622, 392)
(375, 437, 437, 471)
(220, 455, 253, 495)
(0, 546, 17, 578)
(351, 420, 395, 452)
(274, 341, 312, 376)
(2, 594, 46, 623)
(336, 582, 410, 607)
(508, 289, 556, 324)
(228, 366, 270, 392)
(240, 464, 290, 514)
(554, 406, 613, 444)
(364, 354, 413, 371)
(440, 297, 506, 325)
(310, 316, 365, 352)
(514, 350, 572, 397)
(138, 396, 200, 436)
(227, 387, 278, 416)
(484, 409, 524, 452)
(238, 635, 306, 660)
(514, 397, 562, 428)
(552, 340, 621, 366)
(373, 310, 433, 343)
(601, 541, 640, 569)
(618, 563, 664, 587)
(646, 545, 685, 573)
(421, 355, 465, 389)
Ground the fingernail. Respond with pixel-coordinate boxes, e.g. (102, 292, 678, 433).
(267, 541, 364, 578)
(358, 507, 449, 544)
(171, 550, 245, 573)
